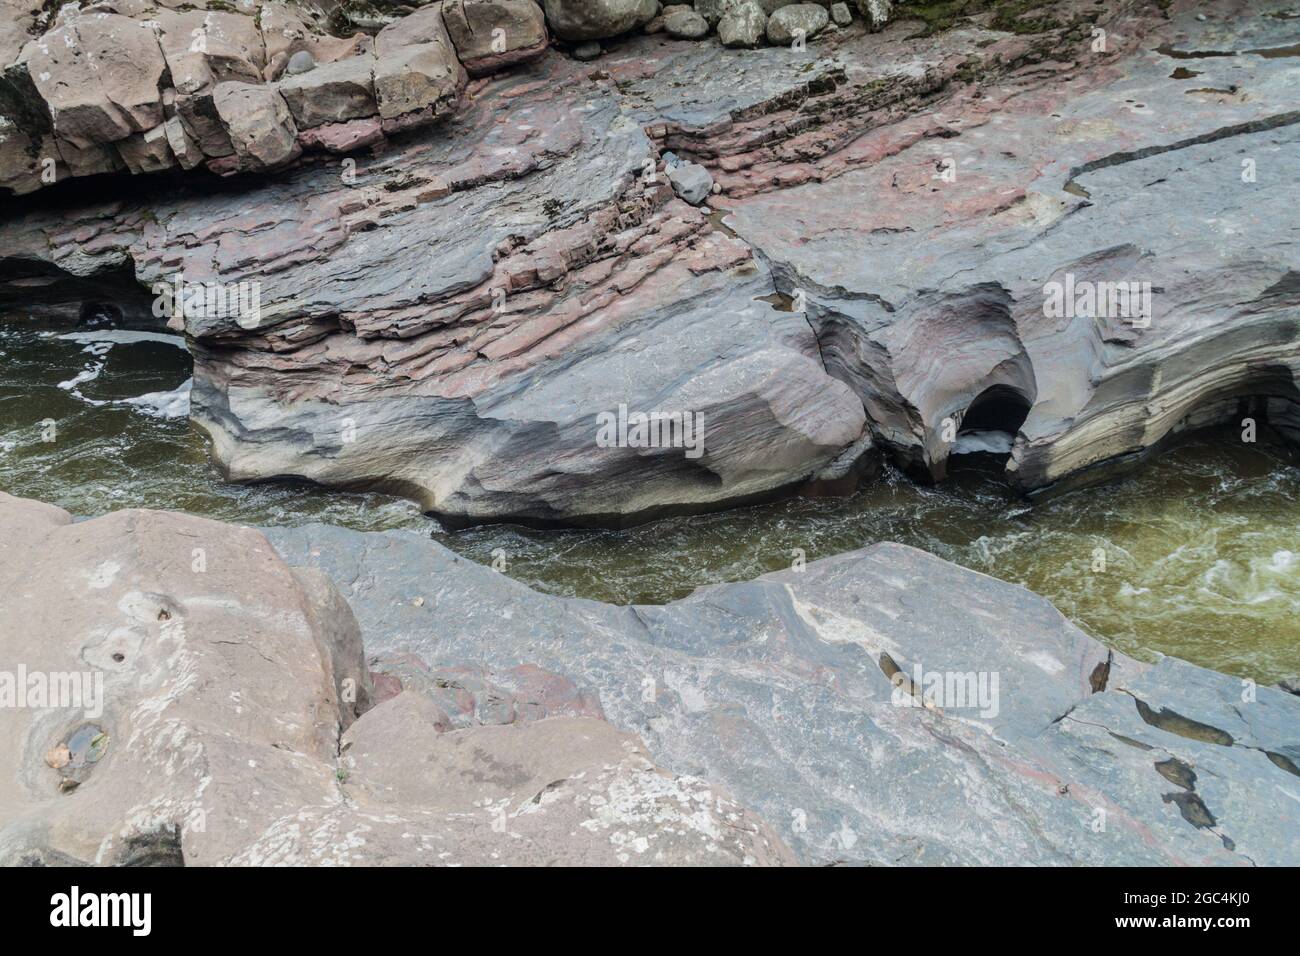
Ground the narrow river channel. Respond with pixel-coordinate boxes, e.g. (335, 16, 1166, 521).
(3, 317, 1297, 683)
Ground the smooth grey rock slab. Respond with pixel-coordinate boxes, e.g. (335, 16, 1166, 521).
(265, 522, 1300, 866)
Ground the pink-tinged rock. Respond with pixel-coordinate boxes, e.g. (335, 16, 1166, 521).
(260, 2, 372, 81)
(115, 124, 177, 174)
(204, 152, 243, 177)
(174, 88, 236, 158)
(297, 117, 385, 154)
(441, 0, 549, 77)
(154, 10, 265, 96)
(162, 115, 205, 170)
(0, 120, 52, 194)
(19, 13, 168, 149)
(374, 8, 468, 126)
(53, 137, 124, 177)
(277, 54, 378, 129)
(212, 81, 301, 171)
(0, 492, 794, 866)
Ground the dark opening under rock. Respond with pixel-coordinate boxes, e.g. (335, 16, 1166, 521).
(115, 825, 185, 867)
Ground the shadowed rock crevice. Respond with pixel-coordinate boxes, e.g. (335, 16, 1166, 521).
(0, 257, 161, 328)
(1133, 698, 1235, 747)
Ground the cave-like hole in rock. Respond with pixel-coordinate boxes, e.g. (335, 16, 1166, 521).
(952, 385, 1031, 458)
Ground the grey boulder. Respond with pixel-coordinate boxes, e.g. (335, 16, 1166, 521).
(285, 50, 317, 75)
(718, 0, 767, 47)
(667, 160, 714, 204)
(664, 8, 710, 38)
(765, 3, 828, 44)
(543, 0, 659, 41)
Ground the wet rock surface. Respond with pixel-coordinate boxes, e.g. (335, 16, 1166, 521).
(722, 1, 1300, 493)
(263, 517, 1300, 866)
(1, 0, 1297, 524)
(0, 492, 794, 866)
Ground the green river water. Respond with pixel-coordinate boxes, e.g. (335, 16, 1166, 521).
(2, 316, 1297, 683)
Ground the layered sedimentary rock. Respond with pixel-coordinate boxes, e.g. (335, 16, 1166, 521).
(0, 0, 547, 193)
(719, 1, 1300, 491)
(1, 1, 1297, 523)
(0, 493, 795, 866)
(262, 515, 1300, 866)
(1, 32, 877, 525)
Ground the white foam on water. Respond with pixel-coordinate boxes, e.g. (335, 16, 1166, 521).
(125, 378, 192, 419)
(952, 430, 1015, 455)
(58, 365, 103, 390)
(1118, 583, 1151, 598)
(56, 330, 187, 350)
(51, 328, 190, 414)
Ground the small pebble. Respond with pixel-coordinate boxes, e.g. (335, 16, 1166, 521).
(286, 50, 317, 75)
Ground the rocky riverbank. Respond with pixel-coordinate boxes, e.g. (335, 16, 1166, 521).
(4, 1, 1296, 527)
(1, 490, 1297, 866)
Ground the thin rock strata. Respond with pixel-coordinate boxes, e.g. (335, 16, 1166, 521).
(1, 0, 1297, 523)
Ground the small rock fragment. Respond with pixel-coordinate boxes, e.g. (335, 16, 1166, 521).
(573, 40, 603, 60)
(831, 2, 852, 26)
(286, 50, 317, 75)
(668, 161, 714, 204)
(44, 744, 70, 769)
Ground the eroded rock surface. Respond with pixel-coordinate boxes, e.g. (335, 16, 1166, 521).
(721, 1, 1300, 492)
(265, 518, 1300, 866)
(0, 492, 794, 866)
(1, 1, 1297, 522)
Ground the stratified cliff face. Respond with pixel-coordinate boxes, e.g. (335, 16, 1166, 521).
(724, 2, 1300, 493)
(1, 1, 1297, 524)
